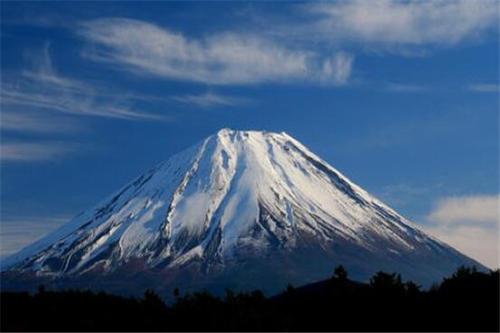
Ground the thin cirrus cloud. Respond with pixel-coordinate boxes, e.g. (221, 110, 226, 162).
(1, 111, 80, 134)
(1, 43, 161, 122)
(78, 18, 354, 85)
(0, 216, 70, 259)
(305, 0, 498, 47)
(171, 92, 250, 108)
(1, 142, 76, 162)
(425, 195, 499, 269)
(468, 83, 500, 93)
(0, 44, 163, 163)
(1, 86, 159, 121)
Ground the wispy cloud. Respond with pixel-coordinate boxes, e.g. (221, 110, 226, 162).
(426, 224, 498, 269)
(305, 0, 498, 47)
(1, 43, 162, 122)
(1, 86, 159, 120)
(22, 41, 87, 91)
(79, 18, 354, 85)
(1, 142, 77, 162)
(1, 111, 80, 134)
(425, 195, 499, 268)
(468, 83, 500, 93)
(428, 195, 499, 226)
(171, 92, 249, 108)
(0, 216, 70, 258)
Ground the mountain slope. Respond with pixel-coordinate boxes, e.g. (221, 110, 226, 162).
(1, 129, 483, 295)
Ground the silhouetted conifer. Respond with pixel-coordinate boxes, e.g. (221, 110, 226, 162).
(333, 265, 348, 281)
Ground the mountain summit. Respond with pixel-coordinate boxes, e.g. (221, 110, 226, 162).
(1, 129, 482, 295)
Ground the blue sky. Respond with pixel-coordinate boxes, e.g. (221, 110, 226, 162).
(1, 1, 498, 267)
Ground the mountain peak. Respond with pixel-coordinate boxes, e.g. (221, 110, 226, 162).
(215, 127, 235, 136)
(1, 128, 482, 295)
(214, 128, 291, 139)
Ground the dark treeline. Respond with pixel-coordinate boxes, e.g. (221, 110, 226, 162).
(1, 266, 498, 331)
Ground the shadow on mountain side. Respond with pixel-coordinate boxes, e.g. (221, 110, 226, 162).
(1, 265, 498, 332)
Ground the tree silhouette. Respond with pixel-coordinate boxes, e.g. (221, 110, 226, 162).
(333, 265, 348, 281)
(369, 271, 405, 296)
(143, 289, 166, 312)
(404, 281, 421, 296)
(173, 287, 180, 298)
(1, 266, 498, 331)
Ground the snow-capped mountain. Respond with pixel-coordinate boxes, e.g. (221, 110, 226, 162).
(1, 129, 482, 296)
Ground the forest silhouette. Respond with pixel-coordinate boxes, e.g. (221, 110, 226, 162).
(1, 265, 498, 331)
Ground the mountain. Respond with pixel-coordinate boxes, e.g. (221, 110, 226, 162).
(1, 129, 483, 296)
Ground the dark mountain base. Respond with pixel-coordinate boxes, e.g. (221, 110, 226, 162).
(1, 241, 479, 302)
(1, 266, 498, 332)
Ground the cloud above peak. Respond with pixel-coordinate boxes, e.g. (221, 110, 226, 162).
(1, 142, 76, 162)
(1, 43, 162, 122)
(306, 0, 498, 47)
(79, 18, 353, 85)
(171, 92, 248, 108)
